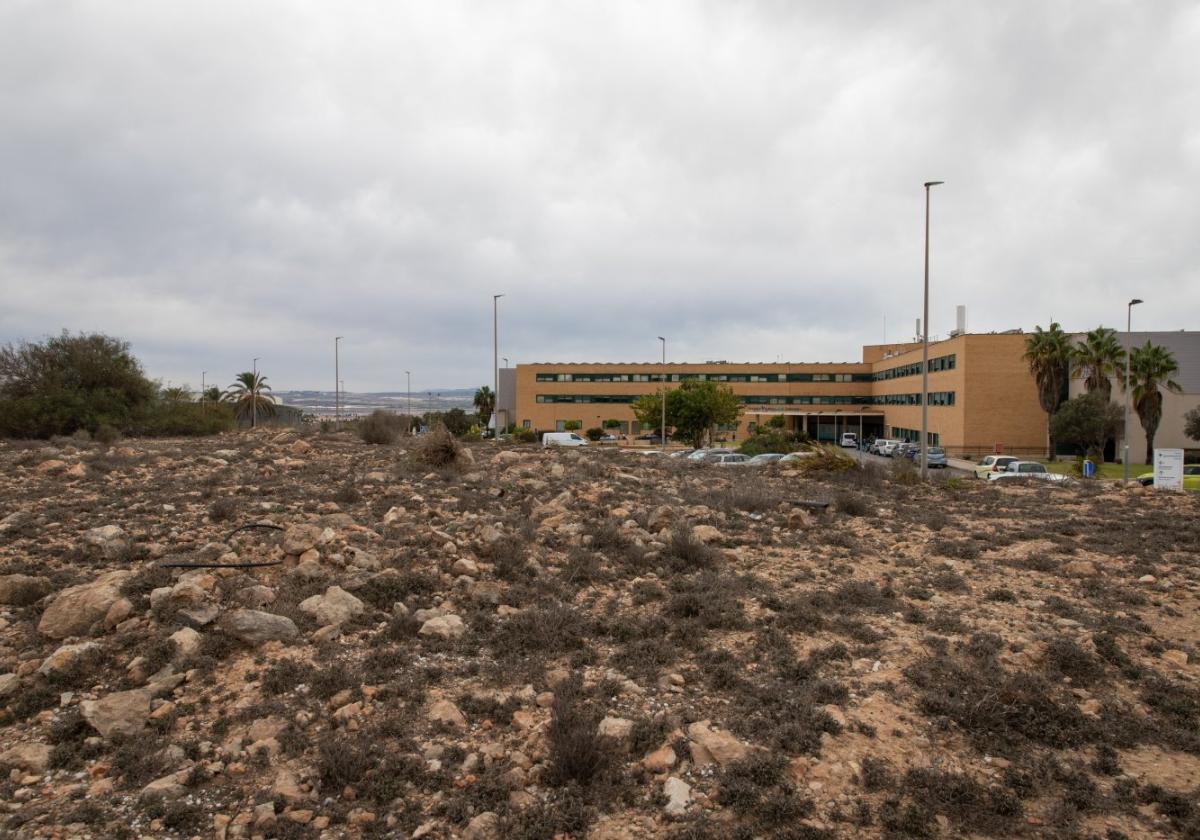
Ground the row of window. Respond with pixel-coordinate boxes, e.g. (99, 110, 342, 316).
(531, 354, 956, 384)
(873, 353, 957, 380)
(534, 371, 872, 383)
(535, 391, 956, 406)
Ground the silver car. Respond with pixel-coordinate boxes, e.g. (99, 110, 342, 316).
(747, 453, 785, 466)
(713, 453, 751, 467)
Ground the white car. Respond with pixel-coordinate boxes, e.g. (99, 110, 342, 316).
(542, 432, 588, 448)
(840, 433, 858, 448)
(713, 454, 751, 467)
(987, 461, 1070, 483)
(872, 440, 901, 457)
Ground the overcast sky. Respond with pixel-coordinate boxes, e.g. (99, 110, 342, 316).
(2, 2, 1197, 392)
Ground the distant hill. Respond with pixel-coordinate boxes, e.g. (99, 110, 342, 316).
(276, 390, 475, 418)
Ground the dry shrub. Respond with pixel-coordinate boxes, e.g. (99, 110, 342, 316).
(414, 426, 463, 468)
(790, 445, 856, 474)
(360, 409, 403, 445)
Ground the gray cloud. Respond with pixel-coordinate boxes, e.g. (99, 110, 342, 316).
(2, 1, 1197, 392)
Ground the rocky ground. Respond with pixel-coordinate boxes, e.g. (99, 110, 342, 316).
(0, 430, 1198, 840)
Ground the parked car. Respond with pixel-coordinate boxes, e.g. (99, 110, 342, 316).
(896, 442, 918, 458)
(635, 433, 665, 444)
(668, 449, 696, 459)
(1137, 465, 1200, 489)
(713, 453, 751, 466)
(747, 453, 786, 465)
(687, 448, 731, 462)
(988, 461, 1071, 483)
(925, 446, 948, 468)
(873, 439, 901, 457)
(840, 433, 858, 448)
(779, 452, 810, 463)
(974, 455, 1019, 478)
(599, 433, 617, 442)
(543, 432, 588, 448)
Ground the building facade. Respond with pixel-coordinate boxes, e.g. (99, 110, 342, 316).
(509, 332, 1051, 457)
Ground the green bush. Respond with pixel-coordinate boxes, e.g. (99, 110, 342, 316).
(739, 429, 803, 456)
(130, 401, 234, 436)
(585, 427, 604, 441)
(514, 428, 537, 443)
(563, 420, 582, 431)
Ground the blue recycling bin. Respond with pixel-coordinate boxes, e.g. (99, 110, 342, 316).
(1082, 459, 1095, 479)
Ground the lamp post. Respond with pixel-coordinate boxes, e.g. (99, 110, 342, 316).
(252, 357, 259, 429)
(1123, 298, 1143, 483)
(201, 371, 206, 414)
(405, 370, 411, 434)
(493, 294, 504, 439)
(335, 336, 343, 425)
(920, 180, 944, 480)
(658, 336, 667, 452)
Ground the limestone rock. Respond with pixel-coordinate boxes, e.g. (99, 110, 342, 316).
(38, 570, 132, 639)
(141, 769, 190, 800)
(219, 609, 299, 644)
(0, 673, 19, 698)
(1, 742, 51, 773)
(643, 744, 677, 772)
(663, 776, 692, 816)
(419, 614, 466, 639)
(298, 586, 365, 626)
(38, 641, 99, 677)
(597, 716, 634, 742)
(83, 525, 131, 559)
(169, 627, 202, 659)
(282, 524, 323, 556)
(464, 811, 500, 839)
(691, 525, 723, 544)
(687, 720, 749, 767)
(81, 687, 155, 738)
(0, 574, 53, 606)
(428, 699, 468, 729)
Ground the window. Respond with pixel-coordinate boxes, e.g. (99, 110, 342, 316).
(522, 420, 530, 429)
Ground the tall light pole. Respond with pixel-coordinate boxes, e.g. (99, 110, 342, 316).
(503, 357, 509, 368)
(252, 357, 260, 429)
(920, 180, 944, 480)
(405, 370, 412, 434)
(1123, 298, 1143, 482)
(493, 294, 504, 438)
(658, 337, 667, 452)
(335, 336, 343, 425)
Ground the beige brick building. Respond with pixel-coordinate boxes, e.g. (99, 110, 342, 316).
(508, 332, 1050, 457)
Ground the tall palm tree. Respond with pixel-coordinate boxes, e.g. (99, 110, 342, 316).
(225, 371, 276, 427)
(1023, 322, 1072, 459)
(161, 385, 192, 403)
(474, 386, 495, 427)
(1071, 326, 1124, 400)
(1125, 341, 1182, 464)
(200, 386, 222, 404)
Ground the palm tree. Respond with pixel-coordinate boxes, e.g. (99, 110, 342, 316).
(1071, 326, 1125, 400)
(1125, 341, 1182, 464)
(200, 386, 222, 404)
(225, 371, 276, 428)
(161, 385, 192, 403)
(1023, 322, 1072, 459)
(474, 386, 495, 428)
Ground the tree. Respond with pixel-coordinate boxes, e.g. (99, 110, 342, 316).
(563, 420, 582, 431)
(602, 418, 622, 430)
(1023, 322, 1072, 458)
(161, 385, 192, 403)
(200, 386, 223, 404)
(1050, 392, 1124, 462)
(1071, 326, 1125, 401)
(224, 371, 276, 427)
(631, 392, 666, 436)
(473, 386, 495, 428)
(0, 331, 157, 438)
(442, 408, 471, 436)
(668, 381, 741, 448)
(1185, 405, 1200, 443)
(1126, 341, 1182, 464)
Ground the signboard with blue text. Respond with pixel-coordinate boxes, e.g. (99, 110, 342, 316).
(1153, 448, 1184, 491)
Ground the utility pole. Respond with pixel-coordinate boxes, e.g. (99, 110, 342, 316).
(335, 336, 343, 425)
(1123, 299, 1143, 482)
(493, 294, 504, 438)
(405, 370, 412, 434)
(658, 337, 667, 452)
(252, 357, 259, 429)
(201, 371, 206, 414)
(920, 180, 943, 480)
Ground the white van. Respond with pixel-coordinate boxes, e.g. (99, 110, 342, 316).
(840, 433, 858, 448)
(542, 432, 589, 448)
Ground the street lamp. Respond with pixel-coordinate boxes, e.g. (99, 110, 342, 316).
(920, 180, 944, 480)
(1123, 299, 1143, 482)
(493, 294, 505, 438)
(658, 337, 667, 452)
(405, 370, 412, 434)
(201, 371, 206, 413)
(252, 357, 260, 429)
(335, 336, 343, 425)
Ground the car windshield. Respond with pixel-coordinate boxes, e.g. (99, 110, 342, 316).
(929, 448, 944, 454)
(1018, 464, 1043, 473)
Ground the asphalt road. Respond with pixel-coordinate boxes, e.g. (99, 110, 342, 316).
(854, 448, 973, 478)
